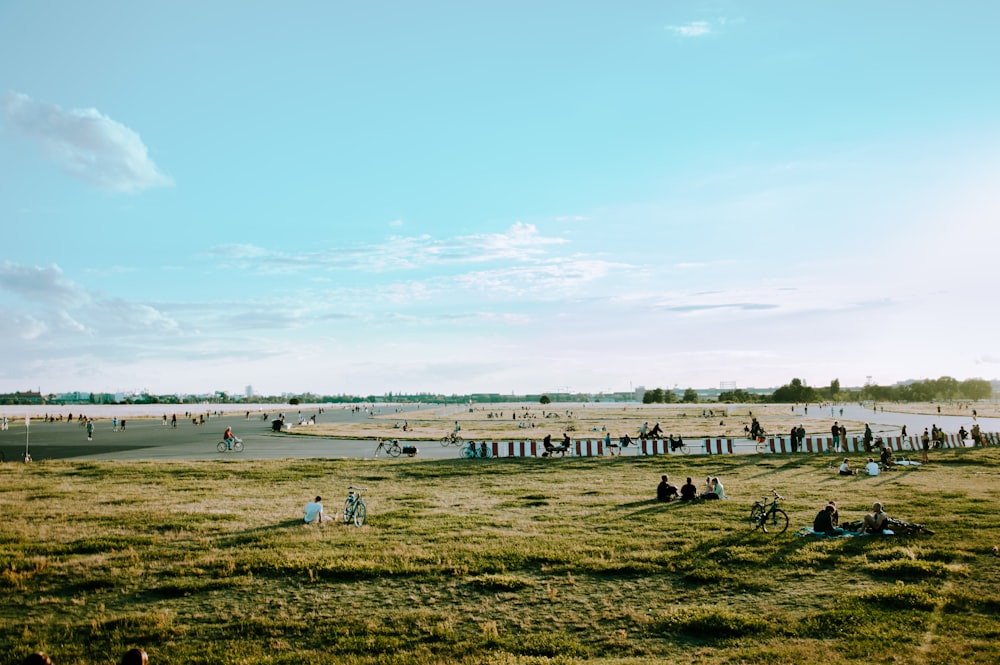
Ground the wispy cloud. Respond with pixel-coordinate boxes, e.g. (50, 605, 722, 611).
(667, 21, 712, 37)
(1, 91, 172, 193)
(206, 222, 570, 274)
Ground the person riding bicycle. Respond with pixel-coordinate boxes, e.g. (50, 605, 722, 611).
(669, 434, 684, 451)
(223, 427, 237, 450)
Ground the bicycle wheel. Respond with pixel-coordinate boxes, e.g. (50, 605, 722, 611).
(233, 441, 244, 452)
(749, 504, 765, 530)
(388, 444, 402, 458)
(352, 501, 366, 527)
(755, 440, 767, 454)
(440, 436, 452, 447)
(217, 441, 227, 453)
(342, 499, 354, 524)
(462, 446, 475, 459)
(482, 446, 491, 459)
(678, 443, 688, 454)
(763, 508, 789, 534)
(451, 435, 463, 445)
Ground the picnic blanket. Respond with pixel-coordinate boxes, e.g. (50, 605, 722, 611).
(795, 527, 894, 538)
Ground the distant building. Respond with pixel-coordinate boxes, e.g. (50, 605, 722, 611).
(246, 385, 254, 398)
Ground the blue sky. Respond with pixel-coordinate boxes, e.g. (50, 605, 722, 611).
(1, 2, 999, 397)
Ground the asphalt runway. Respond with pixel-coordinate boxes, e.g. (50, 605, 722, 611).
(0, 410, 469, 462)
(1, 403, 992, 463)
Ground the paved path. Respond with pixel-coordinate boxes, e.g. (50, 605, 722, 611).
(2, 405, 995, 462)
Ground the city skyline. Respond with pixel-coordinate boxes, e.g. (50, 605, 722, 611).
(2, 2, 999, 396)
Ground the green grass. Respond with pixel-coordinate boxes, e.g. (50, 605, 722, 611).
(2, 448, 1000, 664)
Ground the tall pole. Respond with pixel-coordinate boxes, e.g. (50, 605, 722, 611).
(24, 414, 30, 462)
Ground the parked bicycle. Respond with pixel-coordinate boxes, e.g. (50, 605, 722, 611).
(440, 432, 464, 446)
(375, 438, 401, 458)
(462, 441, 492, 459)
(374, 439, 418, 458)
(749, 489, 788, 534)
(342, 486, 367, 527)
(217, 437, 244, 453)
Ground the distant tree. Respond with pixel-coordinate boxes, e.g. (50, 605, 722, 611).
(539, 395, 551, 405)
(772, 378, 819, 404)
(682, 388, 699, 403)
(289, 397, 300, 405)
(829, 378, 840, 397)
(643, 388, 665, 404)
(959, 379, 992, 400)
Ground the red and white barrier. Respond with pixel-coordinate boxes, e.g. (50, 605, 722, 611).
(475, 429, 999, 459)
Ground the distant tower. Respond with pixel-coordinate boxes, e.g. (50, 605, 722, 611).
(245, 385, 254, 398)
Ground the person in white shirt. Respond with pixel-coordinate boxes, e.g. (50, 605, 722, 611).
(304, 496, 331, 523)
(865, 458, 880, 476)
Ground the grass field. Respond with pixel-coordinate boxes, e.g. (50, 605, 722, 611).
(3, 445, 1000, 664)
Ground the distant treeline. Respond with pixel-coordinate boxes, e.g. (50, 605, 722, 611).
(642, 376, 993, 404)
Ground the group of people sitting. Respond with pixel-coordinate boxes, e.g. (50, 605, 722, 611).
(813, 500, 890, 536)
(657, 475, 727, 502)
(837, 456, 884, 476)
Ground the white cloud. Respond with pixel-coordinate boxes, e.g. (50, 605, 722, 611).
(0, 261, 88, 306)
(668, 21, 712, 37)
(1, 91, 172, 192)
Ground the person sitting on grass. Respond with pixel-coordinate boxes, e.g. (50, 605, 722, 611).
(880, 446, 895, 469)
(865, 457, 880, 476)
(680, 477, 698, 501)
(120, 648, 148, 665)
(22, 653, 52, 665)
(813, 503, 843, 536)
(657, 475, 678, 502)
(702, 477, 726, 500)
(863, 502, 890, 534)
(838, 458, 855, 476)
(304, 496, 332, 524)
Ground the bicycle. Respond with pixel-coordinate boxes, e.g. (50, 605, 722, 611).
(342, 486, 367, 527)
(217, 437, 244, 453)
(755, 438, 768, 454)
(440, 432, 464, 446)
(668, 438, 689, 454)
(749, 489, 788, 534)
(462, 441, 492, 459)
(375, 438, 401, 458)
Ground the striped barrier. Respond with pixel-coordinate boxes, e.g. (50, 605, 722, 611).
(470, 431, 1000, 459)
(706, 439, 735, 455)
